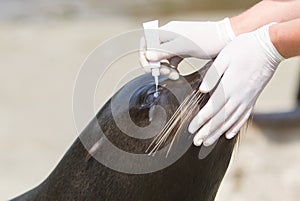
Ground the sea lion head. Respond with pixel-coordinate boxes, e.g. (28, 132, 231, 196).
(95, 62, 211, 156)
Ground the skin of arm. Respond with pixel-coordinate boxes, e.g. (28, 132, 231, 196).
(230, 0, 300, 35)
(270, 18, 300, 58)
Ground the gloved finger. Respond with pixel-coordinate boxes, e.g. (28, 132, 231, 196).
(193, 99, 239, 146)
(159, 62, 180, 80)
(188, 85, 229, 135)
(199, 52, 230, 93)
(168, 68, 180, 80)
(167, 57, 181, 80)
(225, 107, 253, 139)
(146, 38, 185, 62)
(159, 66, 171, 75)
(139, 37, 150, 68)
(158, 27, 178, 43)
(202, 104, 248, 146)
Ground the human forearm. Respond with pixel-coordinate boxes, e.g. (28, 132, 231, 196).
(270, 18, 300, 58)
(230, 0, 300, 35)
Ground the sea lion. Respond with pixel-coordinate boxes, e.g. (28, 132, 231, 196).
(11, 61, 237, 201)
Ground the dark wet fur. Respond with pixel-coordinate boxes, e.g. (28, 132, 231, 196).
(11, 62, 237, 201)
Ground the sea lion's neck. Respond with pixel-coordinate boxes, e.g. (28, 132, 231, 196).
(12, 115, 236, 201)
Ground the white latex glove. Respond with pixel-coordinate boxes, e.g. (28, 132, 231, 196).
(188, 23, 285, 146)
(139, 18, 235, 80)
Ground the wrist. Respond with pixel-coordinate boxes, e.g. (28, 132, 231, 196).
(256, 23, 285, 66)
(269, 22, 295, 59)
(269, 24, 285, 58)
(229, 16, 245, 36)
(217, 17, 236, 45)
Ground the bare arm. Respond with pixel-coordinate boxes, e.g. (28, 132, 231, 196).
(230, 0, 300, 35)
(270, 18, 300, 58)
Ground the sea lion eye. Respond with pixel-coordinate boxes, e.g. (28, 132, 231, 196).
(140, 92, 159, 109)
(138, 85, 162, 109)
(136, 84, 167, 109)
(145, 92, 159, 104)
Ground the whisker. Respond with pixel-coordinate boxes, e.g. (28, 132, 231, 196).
(145, 91, 195, 153)
(146, 89, 206, 157)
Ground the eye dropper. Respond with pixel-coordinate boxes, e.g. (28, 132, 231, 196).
(143, 20, 160, 98)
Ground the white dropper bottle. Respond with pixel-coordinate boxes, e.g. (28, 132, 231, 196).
(143, 20, 160, 98)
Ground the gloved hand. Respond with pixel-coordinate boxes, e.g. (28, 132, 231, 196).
(188, 23, 285, 146)
(139, 18, 236, 79)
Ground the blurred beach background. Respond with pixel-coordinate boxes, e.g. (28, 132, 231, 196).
(0, 0, 300, 200)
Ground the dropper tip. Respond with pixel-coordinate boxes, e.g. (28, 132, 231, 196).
(154, 76, 159, 98)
